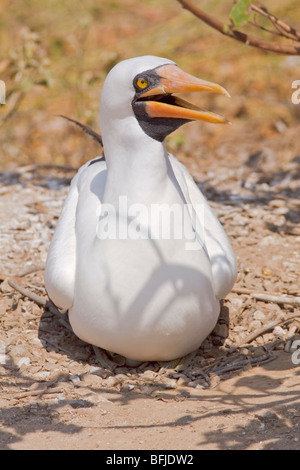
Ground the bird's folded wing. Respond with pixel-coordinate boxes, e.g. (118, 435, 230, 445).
(44, 160, 96, 311)
(168, 154, 237, 299)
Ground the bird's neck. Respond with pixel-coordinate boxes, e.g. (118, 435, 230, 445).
(102, 118, 172, 205)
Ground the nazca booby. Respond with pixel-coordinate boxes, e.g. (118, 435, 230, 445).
(45, 56, 237, 363)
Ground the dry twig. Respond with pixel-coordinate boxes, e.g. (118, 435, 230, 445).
(211, 352, 277, 375)
(8, 386, 65, 401)
(239, 312, 300, 345)
(232, 287, 300, 306)
(177, 0, 300, 55)
(7, 278, 61, 316)
(250, 4, 300, 41)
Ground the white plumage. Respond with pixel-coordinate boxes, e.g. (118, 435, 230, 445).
(45, 56, 237, 362)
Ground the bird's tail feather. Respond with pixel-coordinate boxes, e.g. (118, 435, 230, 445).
(59, 114, 103, 147)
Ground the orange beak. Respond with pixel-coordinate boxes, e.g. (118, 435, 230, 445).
(140, 64, 230, 124)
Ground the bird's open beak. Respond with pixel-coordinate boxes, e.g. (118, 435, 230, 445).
(139, 64, 230, 124)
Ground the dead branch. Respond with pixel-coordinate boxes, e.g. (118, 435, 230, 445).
(250, 4, 300, 41)
(177, 0, 300, 55)
(248, 18, 293, 41)
(8, 386, 65, 401)
(7, 278, 61, 315)
(232, 287, 300, 306)
(251, 293, 300, 306)
(239, 312, 300, 345)
(212, 352, 277, 375)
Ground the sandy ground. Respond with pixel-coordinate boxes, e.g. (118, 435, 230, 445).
(0, 123, 300, 450)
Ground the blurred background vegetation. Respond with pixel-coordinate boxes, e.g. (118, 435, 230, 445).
(0, 0, 299, 171)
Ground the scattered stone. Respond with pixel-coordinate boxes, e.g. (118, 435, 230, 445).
(10, 345, 27, 358)
(69, 374, 81, 386)
(17, 357, 31, 368)
(253, 310, 266, 321)
(163, 379, 177, 389)
(249, 320, 262, 332)
(273, 326, 286, 339)
(33, 371, 51, 380)
(102, 376, 120, 388)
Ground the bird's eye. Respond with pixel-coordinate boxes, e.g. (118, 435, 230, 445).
(136, 77, 148, 89)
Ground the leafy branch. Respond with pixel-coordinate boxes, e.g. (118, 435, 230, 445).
(177, 0, 300, 55)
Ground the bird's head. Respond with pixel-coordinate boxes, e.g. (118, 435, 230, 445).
(100, 55, 230, 143)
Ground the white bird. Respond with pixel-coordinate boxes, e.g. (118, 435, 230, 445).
(45, 55, 237, 364)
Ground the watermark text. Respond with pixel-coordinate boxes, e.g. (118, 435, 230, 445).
(291, 80, 300, 104)
(291, 340, 300, 365)
(0, 80, 5, 104)
(95, 196, 205, 251)
(0, 340, 7, 365)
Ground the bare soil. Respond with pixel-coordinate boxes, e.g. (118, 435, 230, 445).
(0, 121, 300, 450)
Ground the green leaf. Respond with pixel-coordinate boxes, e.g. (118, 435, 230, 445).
(229, 0, 251, 30)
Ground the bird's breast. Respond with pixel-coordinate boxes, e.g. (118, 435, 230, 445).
(70, 235, 218, 361)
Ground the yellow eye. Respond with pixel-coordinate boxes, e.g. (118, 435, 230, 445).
(136, 77, 148, 89)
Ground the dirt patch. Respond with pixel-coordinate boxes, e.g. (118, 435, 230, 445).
(0, 123, 299, 449)
(1, 352, 300, 450)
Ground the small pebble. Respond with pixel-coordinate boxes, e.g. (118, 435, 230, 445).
(141, 370, 157, 380)
(188, 381, 197, 388)
(240, 347, 250, 355)
(10, 345, 27, 357)
(89, 366, 110, 378)
(249, 320, 262, 332)
(102, 376, 119, 388)
(163, 379, 177, 389)
(253, 310, 266, 321)
(33, 371, 51, 380)
(273, 207, 289, 215)
(69, 374, 81, 385)
(273, 326, 286, 339)
(176, 377, 188, 386)
(17, 357, 30, 368)
(228, 345, 237, 354)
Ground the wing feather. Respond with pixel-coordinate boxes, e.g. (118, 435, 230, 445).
(168, 154, 237, 299)
(44, 158, 102, 311)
